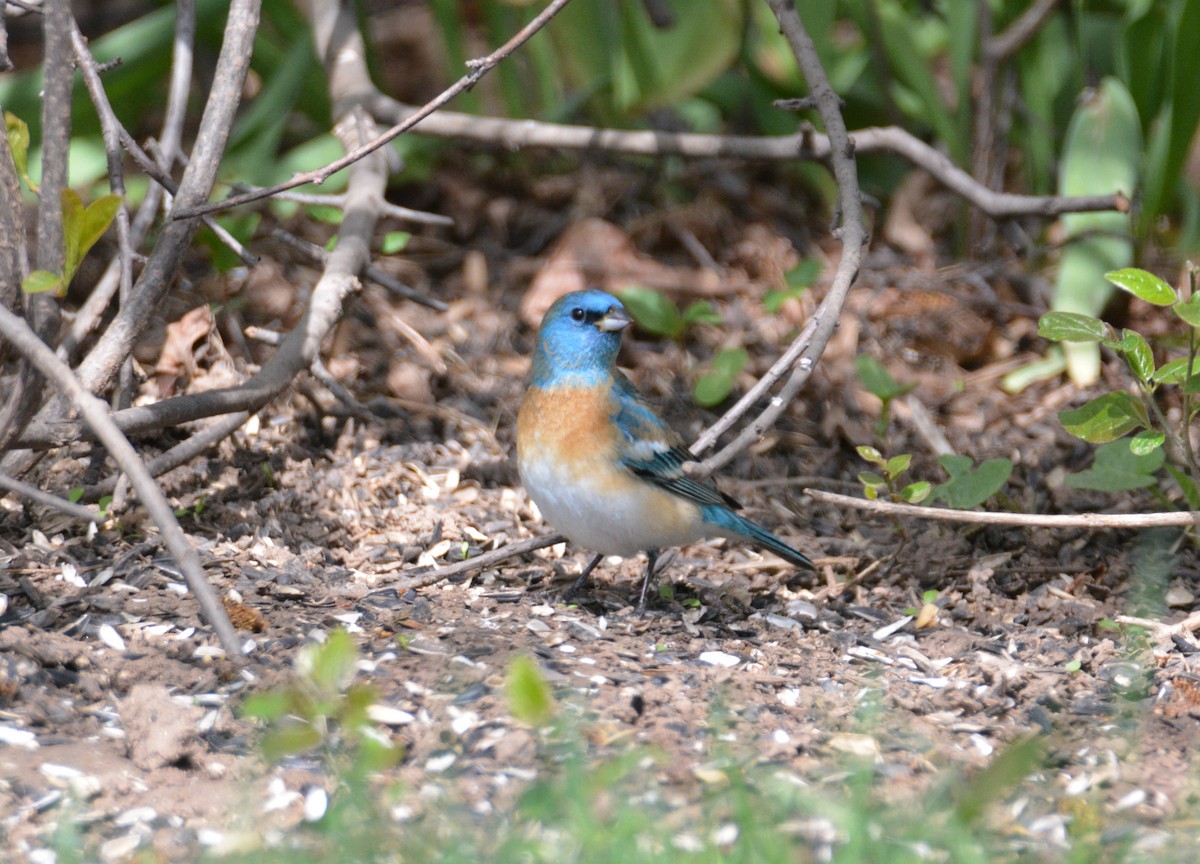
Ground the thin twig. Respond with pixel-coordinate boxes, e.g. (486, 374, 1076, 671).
(986, 0, 1061, 63)
(393, 533, 566, 592)
(175, 0, 577, 219)
(86, 411, 252, 500)
(808, 488, 1200, 528)
(0, 472, 100, 523)
(0, 304, 242, 657)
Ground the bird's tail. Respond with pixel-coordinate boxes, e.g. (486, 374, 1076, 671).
(701, 506, 814, 570)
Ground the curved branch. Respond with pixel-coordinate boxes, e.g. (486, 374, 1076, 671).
(690, 2, 867, 474)
(366, 99, 1122, 219)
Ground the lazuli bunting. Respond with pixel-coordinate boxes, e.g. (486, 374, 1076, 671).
(517, 289, 813, 612)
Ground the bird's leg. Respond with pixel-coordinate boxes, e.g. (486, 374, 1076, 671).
(564, 553, 605, 600)
(636, 550, 659, 614)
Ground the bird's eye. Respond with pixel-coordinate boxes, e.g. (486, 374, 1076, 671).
(570, 307, 586, 322)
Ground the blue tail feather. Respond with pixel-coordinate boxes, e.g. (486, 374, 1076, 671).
(701, 506, 814, 570)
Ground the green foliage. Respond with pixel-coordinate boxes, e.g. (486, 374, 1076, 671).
(855, 355, 914, 439)
(857, 445, 930, 505)
(693, 347, 748, 407)
(617, 286, 719, 341)
(1040, 266, 1200, 505)
(4, 111, 35, 191)
(241, 629, 403, 773)
(1066, 439, 1165, 492)
(505, 654, 555, 726)
(22, 189, 122, 297)
(933, 455, 1013, 510)
(1052, 77, 1141, 386)
(763, 259, 821, 313)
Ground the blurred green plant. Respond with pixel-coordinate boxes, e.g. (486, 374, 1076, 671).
(1039, 266, 1200, 509)
(241, 629, 402, 772)
(617, 285, 721, 341)
(763, 258, 821, 314)
(1051, 77, 1142, 386)
(855, 354, 914, 439)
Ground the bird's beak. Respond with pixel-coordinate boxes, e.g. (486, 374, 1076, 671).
(596, 307, 632, 332)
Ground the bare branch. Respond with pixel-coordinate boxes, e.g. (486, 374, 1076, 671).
(174, 0, 578, 219)
(0, 304, 242, 657)
(393, 533, 566, 592)
(0, 471, 99, 523)
(691, 2, 867, 473)
(367, 99, 1122, 219)
(986, 0, 1061, 62)
(808, 488, 1200, 529)
(69, 0, 262, 397)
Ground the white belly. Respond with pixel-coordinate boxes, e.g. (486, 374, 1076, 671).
(520, 455, 705, 557)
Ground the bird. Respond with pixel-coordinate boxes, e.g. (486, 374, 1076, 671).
(516, 288, 813, 612)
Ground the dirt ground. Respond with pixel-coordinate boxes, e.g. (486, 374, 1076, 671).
(2, 156, 1200, 861)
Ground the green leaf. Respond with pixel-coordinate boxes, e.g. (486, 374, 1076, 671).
(307, 629, 358, 696)
(1129, 429, 1165, 455)
(381, 231, 411, 254)
(933, 455, 1013, 510)
(1065, 659, 1082, 673)
(1151, 356, 1200, 384)
(1166, 465, 1200, 511)
(617, 286, 683, 339)
(76, 194, 122, 271)
(240, 691, 293, 721)
(306, 204, 343, 225)
(681, 300, 721, 327)
(1105, 268, 1176, 306)
(60, 189, 85, 281)
(712, 347, 748, 378)
(693, 349, 745, 407)
(21, 270, 63, 295)
(1117, 330, 1154, 382)
(1174, 293, 1200, 327)
(956, 734, 1044, 825)
(1037, 311, 1109, 343)
(4, 111, 33, 189)
(67, 487, 84, 504)
(858, 471, 887, 488)
(855, 355, 913, 401)
(884, 453, 912, 478)
(1065, 439, 1165, 491)
(785, 258, 821, 289)
(506, 654, 554, 726)
(693, 371, 735, 408)
(901, 481, 931, 504)
(856, 445, 883, 465)
(1054, 78, 1140, 386)
(261, 723, 323, 763)
(1058, 393, 1147, 443)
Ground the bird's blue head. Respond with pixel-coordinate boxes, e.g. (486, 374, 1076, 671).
(531, 289, 632, 388)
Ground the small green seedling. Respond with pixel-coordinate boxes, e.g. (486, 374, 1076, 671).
(618, 285, 721, 341)
(693, 347, 748, 407)
(764, 258, 822, 313)
(856, 355, 915, 439)
(857, 446, 931, 504)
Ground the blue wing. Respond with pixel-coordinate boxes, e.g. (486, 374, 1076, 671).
(611, 373, 740, 511)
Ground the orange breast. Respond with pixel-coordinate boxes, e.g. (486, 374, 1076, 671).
(517, 386, 619, 466)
